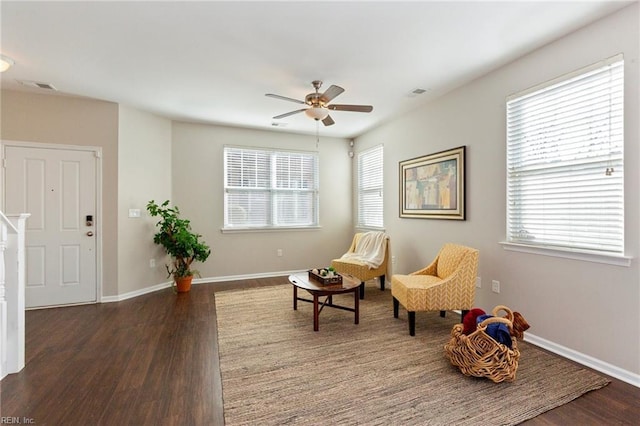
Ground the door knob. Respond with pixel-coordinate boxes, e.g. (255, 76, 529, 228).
(86, 231, 94, 237)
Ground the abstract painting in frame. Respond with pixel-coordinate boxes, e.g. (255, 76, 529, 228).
(399, 146, 465, 220)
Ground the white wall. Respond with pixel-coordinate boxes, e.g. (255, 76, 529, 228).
(0, 91, 355, 294)
(356, 4, 639, 377)
(171, 122, 354, 279)
(2, 2, 637, 382)
(117, 105, 172, 295)
(0, 90, 120, 297)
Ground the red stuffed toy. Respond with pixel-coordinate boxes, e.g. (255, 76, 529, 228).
(462, 308, 486, 335)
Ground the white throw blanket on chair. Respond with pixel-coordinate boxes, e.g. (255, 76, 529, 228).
(340, 231, 388, 269)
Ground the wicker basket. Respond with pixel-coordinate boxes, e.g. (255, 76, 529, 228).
(444, 305, 521, 383)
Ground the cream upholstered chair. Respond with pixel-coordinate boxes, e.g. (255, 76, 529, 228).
(331, 232, 389, 299)
(391, 243, 479, 336)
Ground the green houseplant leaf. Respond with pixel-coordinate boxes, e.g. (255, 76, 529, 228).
(147, 200, 211, 287)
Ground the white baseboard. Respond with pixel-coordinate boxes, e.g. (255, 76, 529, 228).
(101, 280, 173, 303)
(192, 269, 301, 285)
(524, 332, 640, 388)
(101, 270, 301, 303)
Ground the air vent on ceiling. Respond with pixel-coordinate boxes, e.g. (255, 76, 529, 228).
(17, 80, 57, 91)
(407, 88, 428, 98)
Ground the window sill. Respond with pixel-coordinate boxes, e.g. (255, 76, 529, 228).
(355, 226, 386, 233)
(499, 242, 631, 267)
(221, 225, 321, 234)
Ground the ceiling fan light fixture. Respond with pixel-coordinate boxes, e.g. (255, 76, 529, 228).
(0, 54, 15, 72)
(267, 81, 371, 126)
(305, 106, 329, 121)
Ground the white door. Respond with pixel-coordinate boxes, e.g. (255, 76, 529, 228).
(4, 145, 97, 308)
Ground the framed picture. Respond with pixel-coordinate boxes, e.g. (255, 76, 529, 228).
(399, 146, 465, 220)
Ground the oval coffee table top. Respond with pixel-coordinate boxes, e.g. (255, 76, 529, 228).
(288, 272, 360, 293)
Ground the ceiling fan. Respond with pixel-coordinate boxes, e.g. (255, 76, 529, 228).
(266, 80, 373, 126)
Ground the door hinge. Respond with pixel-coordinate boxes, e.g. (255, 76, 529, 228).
(94, 151, 102, 159)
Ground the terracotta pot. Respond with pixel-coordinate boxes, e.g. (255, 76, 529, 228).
(175, 275, 193, 293)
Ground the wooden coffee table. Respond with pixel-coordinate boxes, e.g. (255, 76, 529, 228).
(288, 272, 360, 331)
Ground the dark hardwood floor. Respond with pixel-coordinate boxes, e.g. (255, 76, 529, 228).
(1, 277, 638, 425)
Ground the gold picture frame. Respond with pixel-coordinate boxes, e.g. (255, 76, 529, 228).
(400, 146, 465, 220)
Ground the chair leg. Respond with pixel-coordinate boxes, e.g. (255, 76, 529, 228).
(359, 282, 365, 299)
(440, 310, 446, 318)
(379, 275, 385, 291)
(461, 310, 469, 322)
(408, 312, 416, 336)
(393, 297, 399, 318)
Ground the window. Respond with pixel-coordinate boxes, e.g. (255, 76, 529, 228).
(357, 145, 384, 229)
(224, 146, 319, 229)
(506, 55, 624, 256)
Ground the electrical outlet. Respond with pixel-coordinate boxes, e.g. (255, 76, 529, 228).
(392, 256, 397, 265)
(149, 258, 156, 268)
(277, 249, 283, 257)
(476, 277, 481, 288)
(492, 280, 500, 293)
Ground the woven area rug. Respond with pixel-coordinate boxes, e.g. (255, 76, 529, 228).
(215, 284, 609, 425)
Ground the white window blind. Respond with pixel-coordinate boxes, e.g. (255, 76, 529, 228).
(224, 146, 319, 229)
(357, 145, 384, 228)
(506, 55, 624, 254)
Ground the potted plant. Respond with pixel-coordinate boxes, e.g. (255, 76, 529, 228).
(146, 200, 211, 293)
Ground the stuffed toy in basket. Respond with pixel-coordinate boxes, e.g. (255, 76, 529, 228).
(444, 305, 521, 383)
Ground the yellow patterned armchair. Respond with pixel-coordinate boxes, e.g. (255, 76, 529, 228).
(391, 243, 479, 336)
(331, 232, 389, 299)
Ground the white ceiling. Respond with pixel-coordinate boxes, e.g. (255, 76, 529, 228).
(0, 1, 633, 138)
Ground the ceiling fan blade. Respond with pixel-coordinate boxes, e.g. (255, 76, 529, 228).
(327, 104, 373, 113)
(319, 85, 345, 104)
(322, 115, 335, 126)
(273, 108, 307, 119)
(266, 93, 306, 104)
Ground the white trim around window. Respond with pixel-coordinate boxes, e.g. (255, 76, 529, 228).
(223, 145, 319, 231)
(356, 144, 384, 229)
(505, 54, 626, 261)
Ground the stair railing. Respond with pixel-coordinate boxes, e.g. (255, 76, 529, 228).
(0, 211, 29, 380)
